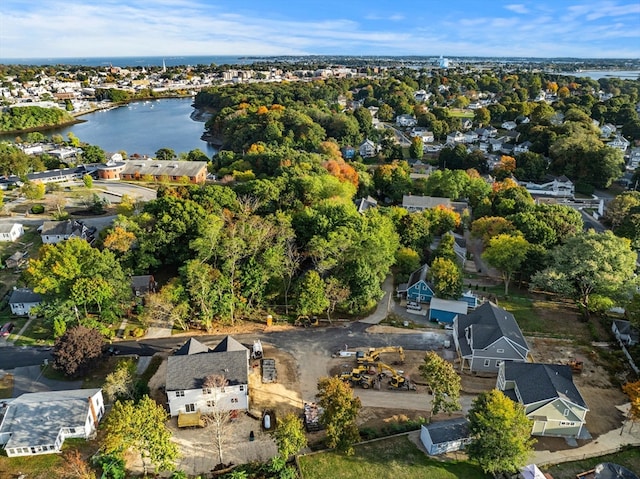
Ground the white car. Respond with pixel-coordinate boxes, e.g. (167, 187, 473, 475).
(407, 301, 422, 311)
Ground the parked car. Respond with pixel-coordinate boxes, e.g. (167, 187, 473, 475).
(407, 301, 422, 311)
(0, 322, 14, 337)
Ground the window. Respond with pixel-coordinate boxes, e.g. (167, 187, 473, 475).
(206, 400, 215, 407)
(185, 404, 195, 412)
(239, 385, 244, 391)
(175, 391, 184, 397)
(563, 408, 570, 417)
(496, 349, 504, 353)
(231, 398, 238, 404)
(484, 359, 490, 367)
(202, 388, 212, 395)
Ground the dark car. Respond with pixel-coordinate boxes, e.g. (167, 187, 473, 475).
(0, 322, 14, 337)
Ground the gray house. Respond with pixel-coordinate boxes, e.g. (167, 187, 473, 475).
(497, 362, 589, 439)
(612, 319, 639, 347)
(419, 417, 471, 455)
(8, 288, 42, 316)
(453, 302, 529, 374)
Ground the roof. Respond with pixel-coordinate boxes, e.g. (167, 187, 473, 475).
(174, 337, 211, 356)
(430, 298, 468, 315)
(457, 302, 528, 351)
(423, 417, 470, 444)
(0, 389, 101, 449)
(120, 159, 207, 178)
(0, 223, 21, 234)
(589, 463, 639, 479)
(131, 275, 156, 292)
(407, 264, 430, 289)
(166, 350, 248, 390)
(613, 319, 639, 339)
(212, 335, 248, 353)
(9, 288, 42, 305)
(503, 362, 587, 409)
(402, 195, 452, 210)
(40, 220, 75, 236)
(355, 196, 378, 213)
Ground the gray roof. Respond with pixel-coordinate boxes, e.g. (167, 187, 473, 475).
(40, 220, 76, 236)
(0, 389, 101, 449)
(503, 362, 587, 409)
(0, 223, 21, 234)
(174, 337, 211, 356)
(407, 264, 430, 289)
(613, 319, 639, 340)
(120, 159, 207, 179)
(402, 195, 451, 210)
(591, 463, 639, 479)
(166, 350, 248, 390)
(8, 288, 42, 304)
(212, 335, 248, 353)
(457, 302, 528, 351)
(423, 417, 470, 444)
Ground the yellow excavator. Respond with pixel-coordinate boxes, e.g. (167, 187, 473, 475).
(338, 365, 379, 389)
(356, 346, 405, 365)
(377, 362, 416, 391)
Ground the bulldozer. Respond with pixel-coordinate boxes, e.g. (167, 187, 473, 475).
(356, 346, 405, 365)
(338, 365, 379, 389)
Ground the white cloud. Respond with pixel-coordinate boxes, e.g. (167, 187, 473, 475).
(505, 4, 529, 14)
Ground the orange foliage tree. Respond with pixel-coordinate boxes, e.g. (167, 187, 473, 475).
(323, 159, 359, 187)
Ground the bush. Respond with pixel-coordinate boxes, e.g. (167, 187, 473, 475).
(130, 327, 145, 338)
(575, 181, 595, 195)
(30, 204, 45, 214)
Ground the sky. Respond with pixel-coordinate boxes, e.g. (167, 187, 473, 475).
(1, 0, 640, 60)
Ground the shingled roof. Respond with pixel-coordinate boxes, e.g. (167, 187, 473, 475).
(503, 362, 587, 408)
(457, 302, 528, 351)
(174, 337, 211, 356)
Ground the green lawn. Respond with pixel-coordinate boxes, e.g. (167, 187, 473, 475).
(448, 109, 474, 118)
(13, 317, 54, 346)
(298, 435, 488, 479)
(542, 447, 640, 479)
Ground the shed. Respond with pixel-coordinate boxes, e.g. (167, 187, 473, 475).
(428, 298, 468, 324)
(5, 251, 26, 269)
(419, 417, 471, 455)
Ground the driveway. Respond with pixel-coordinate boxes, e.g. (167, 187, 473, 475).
(5, 364, 82, 397)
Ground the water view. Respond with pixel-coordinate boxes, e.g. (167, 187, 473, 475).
(45, 98, 218, 158)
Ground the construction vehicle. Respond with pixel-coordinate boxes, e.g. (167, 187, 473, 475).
(356, 346, 405, 365)
(251, 340, 263, 360)
(338, 365, 378, 389)
(294, 315, 319, 327)
(568, 359, 584, 374)
(377, 362, 417, 391)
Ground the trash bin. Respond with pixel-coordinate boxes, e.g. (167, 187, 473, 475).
(249, 430, 255, 441)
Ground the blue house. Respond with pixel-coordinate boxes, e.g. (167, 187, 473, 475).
(429, 298, 468, 324)
(341, 146, 356, 160)
(396, 264, 435, 303)
(459, 290, 480, 309)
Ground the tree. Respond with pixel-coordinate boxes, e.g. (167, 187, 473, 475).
(273, 412, 308, 460)
(203, 374, 232, 466)
(103, 359, 137, 402)
(83, 174, 93, 189)
(467, 389, 535, 475)
(324, 277, 350, 323)
(103, 395, 178, 474)
(81, 144, 106, 163)
(470, 216, 517, 246)
(530, 230, 637, 317)
(155, 147, 176, 161)
(410, 136, 423, 159)
(622, 380, 640, 431)
(428, 257, 463, 299)
(21, 180, 45, 200)
(52, 325, 104, 378)
(317, 376, 361, 455)
(297, 270, 329, 317)
(482, 234, 530, 296)
(419, 352, 461, 417)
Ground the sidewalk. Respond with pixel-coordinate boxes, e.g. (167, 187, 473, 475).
(359, 275, 393, 325)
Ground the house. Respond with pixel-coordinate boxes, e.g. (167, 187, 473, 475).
(520, 464, 546, 479)
(419, 417, 471, 455)
(166, 337, 250, 417)
(461, 119, 473, 131)
(428, 298, 468, 324)
(600, 123, 617, 138)
(354, 195, 378, 214)
(520, 175, 575, 198)
(117, 159, 208, 184)
(576, 462, 639, 479)
(453, 302, 529, 374)
(514, 141, 532, 155)
(0, 389, 104, 457)
(497, 362, 589, 438)
(612, 319, 639, 347)
(502, 120, 517, 130)
(402, 195, 451, 213)
(609, 135, 630, 153)
(8, 288, 42, 316)
(627, 148, 640, 170)
(0, 223, 24, 242)
(464, 131, 479, 143)
(131, 275, 158, 296)
(396, 114, 418, 128)
(459, 290, 480, 309)
(396, 264, 434, 304)
(446, 131, 466, 144)
(359, 139, 378, 158)
(341, 146, 356, 160)
(410, 127, 434, 143)
(40, 220, 96, 244)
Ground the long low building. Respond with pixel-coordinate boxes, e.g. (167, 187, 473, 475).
(98, 159, 208, 184)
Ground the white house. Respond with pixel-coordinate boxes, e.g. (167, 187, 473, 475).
(166, 337, 250, 417)
(0, 389, 104, 457)
(600, 123, 617, 138)
(420, 417, 471, 455)
(410, 127, 435, 143)
(501, 121, 517, 130)
(40, 220, 96, 245)
(0, 223, 24, 242)
(446, 131, 466, 144)
(520, 175, 575, 198)
(359, 139, 378, 158)
(396, 114, 418, 128)
(8, 288, 42, 316)
(609, 135, 630, 153)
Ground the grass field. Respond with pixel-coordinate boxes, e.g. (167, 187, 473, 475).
(448, 109, 474, 118)
(298, 435, 488, 479)
(542, 447, 640, 479)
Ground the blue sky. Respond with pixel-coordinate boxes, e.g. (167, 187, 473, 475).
(1, 0, 639, 59)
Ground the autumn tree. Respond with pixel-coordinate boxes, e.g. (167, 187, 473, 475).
(103, 395, 178, 474)
(470, 216, 517, 246)
(531, 230, 637, 317)
(410, 136, 423, 159)
(52, 325, 104, 378)
(317, 376, 361, 455)
(482, 234, 530, 296)
(273, 412, 308, 460)
(419, 352, 461, 417)
(622, 380, 640, 431)
(428, 257, 463, 299)
(467, 389, 535, 475)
